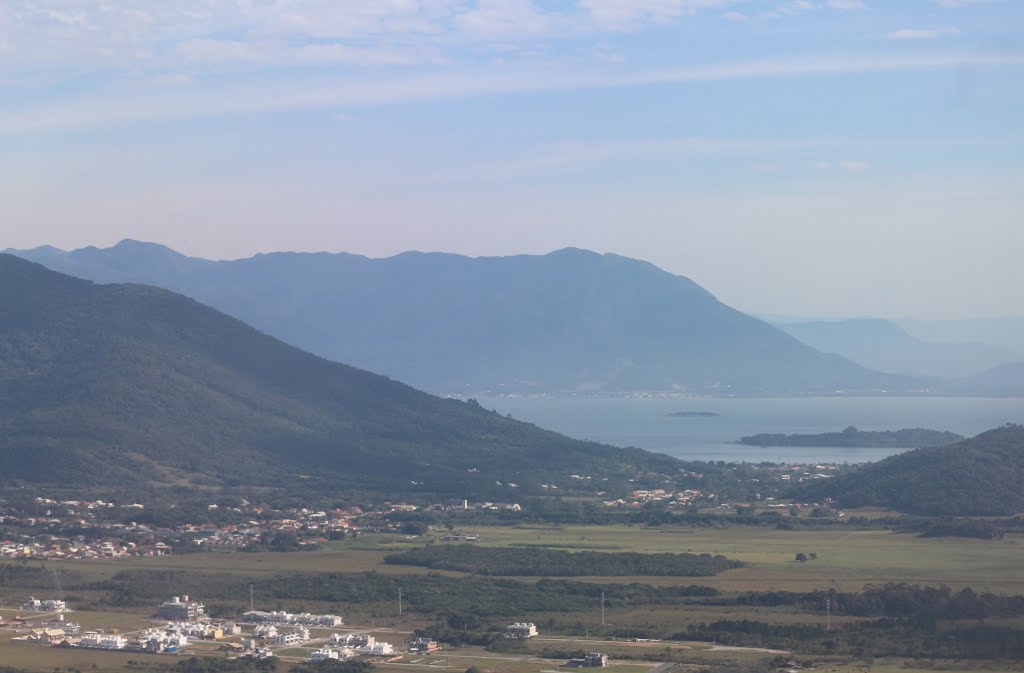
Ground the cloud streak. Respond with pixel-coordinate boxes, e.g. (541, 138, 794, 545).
(884, 27, 961, 40)
(3, 50, 1022, 135)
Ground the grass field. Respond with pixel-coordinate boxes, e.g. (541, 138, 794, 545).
(455, 525, 1024, 593)
(18, 524, 1019, 594)
(2, 522, 1023, 672)
(0, 638, 176, 672)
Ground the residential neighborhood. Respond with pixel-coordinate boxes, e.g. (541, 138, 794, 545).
(5, 594, 404, 661)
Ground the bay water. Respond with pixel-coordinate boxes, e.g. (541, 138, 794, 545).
(477, 396, 1024, 464)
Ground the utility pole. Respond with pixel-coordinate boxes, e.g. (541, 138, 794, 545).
(250, 584, 254, 613)
(399, 588, 403, 616)
(826, 598, 831, 631)
(601, 592, 605, 626)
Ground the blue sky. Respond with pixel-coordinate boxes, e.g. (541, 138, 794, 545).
(2, 0, 1022, 318)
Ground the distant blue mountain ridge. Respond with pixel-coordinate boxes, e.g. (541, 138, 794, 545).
(4, 240, 985, 395)
(777, 318, 1021, 379)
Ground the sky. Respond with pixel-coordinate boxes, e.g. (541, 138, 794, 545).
(1, 0, 1022, 319)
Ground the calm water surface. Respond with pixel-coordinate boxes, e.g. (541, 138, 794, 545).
(477, 396, 1024, 464)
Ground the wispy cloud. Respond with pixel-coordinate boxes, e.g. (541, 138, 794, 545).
(814, 159, 871, 173)
(764, 1, 816, 19)
(454, 0, 573, 40)
(935, 0, 997, 7)
(0, 0, 742, 79)
(839, 160, 870, 172)
(884, 27, 960, 40)
(3, 50, 1022, 135)
(827, 0, 868, 9)
(178, 39, 449, 67)
(764, 0, 868, 18)
(580, 0, 737, 31)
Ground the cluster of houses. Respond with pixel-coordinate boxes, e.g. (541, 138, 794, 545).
(0, 496, 428, 559)
(251, 624, 310, 645)
(26, 623, 230, 654)
(0, 538, 169, 560)
(243, 609, 344, 627)
(304, 634, 405, 663)
(20, 597, 67, 612)
(5, 594, 615, 668)
(772, 464, 840, 482)
(19, 618, 82, 646)
(603, 488, 707, 508)
(7, 594, 399, 660)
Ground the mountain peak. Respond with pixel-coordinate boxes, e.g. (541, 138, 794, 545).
(111, 238, 175, 251)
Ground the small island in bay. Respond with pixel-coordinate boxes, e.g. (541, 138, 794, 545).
(668, 411, 720, 417)
(736, 425, 965, 448)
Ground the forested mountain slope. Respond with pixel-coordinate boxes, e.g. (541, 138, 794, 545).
(799, 425, 1024, 516)
(0, 254, 678, 498)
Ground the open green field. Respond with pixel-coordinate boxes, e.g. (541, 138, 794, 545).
(825, 658, 1024, 673)
(2, 522, 1023, 672)
(417, 524, 1024, 593)
(0, 638, 178, 672)
(14, 524, 1020, 595)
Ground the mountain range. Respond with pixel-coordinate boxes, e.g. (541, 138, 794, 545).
(777, 318, 1020, 379)
(7, 240, 916, 396)
(0, 254, 678, 499)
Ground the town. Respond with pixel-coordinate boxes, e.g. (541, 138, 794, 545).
(2, 593, 612, 667)
(0, 463, 847, 561)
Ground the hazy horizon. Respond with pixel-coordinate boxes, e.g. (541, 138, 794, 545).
(9, 237, 1024, 324)
(2, 1, 1022, 319)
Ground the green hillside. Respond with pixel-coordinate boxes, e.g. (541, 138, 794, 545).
(799, 424, 1024, 516)
(0, 254, 679, 499)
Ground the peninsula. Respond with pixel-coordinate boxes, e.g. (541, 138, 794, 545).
(736, 426, 964, 448)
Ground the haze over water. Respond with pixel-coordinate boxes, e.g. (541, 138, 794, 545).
(479, 396, 1024, 464)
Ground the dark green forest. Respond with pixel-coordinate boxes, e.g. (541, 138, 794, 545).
(739, 426, 963, 448)
(384, 545, 743, 576)
(799, 424, 1024, 515)
(0, 254, 679, 501)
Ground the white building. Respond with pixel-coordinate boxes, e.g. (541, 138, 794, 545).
(157, 595, 205, 621)
(506, 622, 538, 639)
(253, 625, 279, 639)
(274, 627, 309, 646)
(81, 631, 127, 650)
(243, 609, 343, 627)
(363, 641, 395, 656)
(310, 648, 341, 662)
(21, 597, 67, 612)
(334, 633, 373, 647)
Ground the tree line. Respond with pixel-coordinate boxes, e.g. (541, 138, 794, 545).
(384, 544, 743, 576)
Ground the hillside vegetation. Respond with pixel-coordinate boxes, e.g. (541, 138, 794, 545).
(799, 424, 1024, 516)
(738, 426, 963, 448)
(0, 254, 678, 499)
